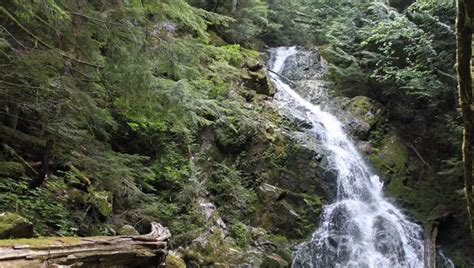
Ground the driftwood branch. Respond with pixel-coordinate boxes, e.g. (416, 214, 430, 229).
(406, 143, 431, 168)
(3, 144, 38, 176)
(267, 69, 298, 86)
(293, 19, 319, 26)
(0, 222, 170, 267)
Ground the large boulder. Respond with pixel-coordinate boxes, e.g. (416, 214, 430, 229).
(279, 48, 325, 80)
(368, 131, 410, 177)
(343, 96, 386, 140)
(0, 212, 33, 239)
(241, 69, 274, 96)
(255, 183, 322, 239)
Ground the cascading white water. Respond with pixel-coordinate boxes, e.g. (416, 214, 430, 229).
(268, 47, 426, 268)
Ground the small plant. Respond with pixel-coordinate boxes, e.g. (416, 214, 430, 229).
(230, 222, 249, 248)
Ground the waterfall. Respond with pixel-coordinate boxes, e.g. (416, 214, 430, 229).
(268, 47, 426, 268)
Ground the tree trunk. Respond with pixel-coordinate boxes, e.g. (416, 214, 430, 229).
(0, 222, 170, 267)
(29, 139, 54, 188)
(456, 0, 474, 240)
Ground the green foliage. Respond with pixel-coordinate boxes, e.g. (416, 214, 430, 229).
(230, 221, 249, 248)
(0, 0, 267, 240)
(263, 141, 298, 168)
(189, 0, 269, 47)
(0, 178, 73, 236)
(207, 162, 257, 222)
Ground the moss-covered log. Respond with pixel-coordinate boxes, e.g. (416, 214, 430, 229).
(0, 222, 170, 267)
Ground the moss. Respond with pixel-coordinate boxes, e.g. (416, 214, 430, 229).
(369, 132, 409, 176)
(0, 235, 140, 247)
(0, 212, 33, 239)
(230, 222, 249, 248)
(261, 254, 289, 268)
(117, 225, 139, 236)
(166, 252, 186, 268)
(182, 230, 246, 266)
(0, 162, 24, 178)
(215, 116, 256, 152)
(67, 189, 113, 218)
(208, 31, 226, 46)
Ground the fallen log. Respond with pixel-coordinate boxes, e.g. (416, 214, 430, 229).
(0, 125, 46, 150)
(0, 222, 170, 267)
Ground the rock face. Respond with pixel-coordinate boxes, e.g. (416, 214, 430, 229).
(0, 212, 33, 239)
(343, 96, 386, 140)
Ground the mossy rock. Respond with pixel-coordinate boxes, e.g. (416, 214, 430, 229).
(209, 31, 226, 46)
(261, 254, 289, 268)
(92, 191, 113, 217)
(67, 189, 113, 218)
(0, 161, 24, 178)
(166, 252, 186, 268)
(0, 212, 33, 239)
(345, 96, 386, 139)
(245, 57, 264, 72)
(256, 183, 322, 239)
(369, 131, 409, 177)
(183, 230, 245, 266)
(117, 225, 139, 235)
(240, 69, 274, 96)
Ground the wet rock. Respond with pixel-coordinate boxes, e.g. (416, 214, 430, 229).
(373, 216, 405, 263)
(275, 139, 334, 199)
(357, 141, 373, 154)
(256, 183, 322, 239)
(280, 48, 325, 80)
(118, 225, 139, 236)
(0, 212, 33, 239)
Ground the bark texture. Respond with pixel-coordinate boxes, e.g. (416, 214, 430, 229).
(456, 0, 474, 240)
